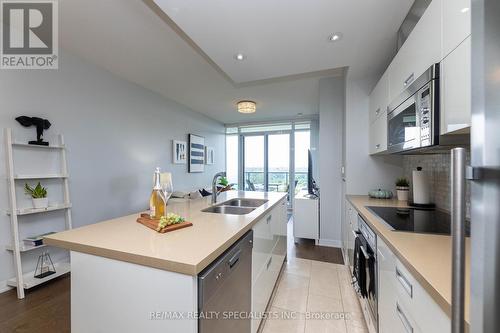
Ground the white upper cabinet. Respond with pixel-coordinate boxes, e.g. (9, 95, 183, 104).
(388, 0, 442, 102)
(369, 71, 390, 124)
(440, 36, 471, 134)
(442, 0, 471, 59)
(369, 70, 389, 155)
(369, 110, 387, 155)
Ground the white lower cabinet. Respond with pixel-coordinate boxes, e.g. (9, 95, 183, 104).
(251, 199, 287, 333)
(377, 237, 450, 333)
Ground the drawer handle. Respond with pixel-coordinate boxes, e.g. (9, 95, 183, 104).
(266, 257, 272, 270)
(267, 215, 272, 224)
(396, 303, 414, 333)
(404, 73, 415, 87)
(396, 267, 413, 298)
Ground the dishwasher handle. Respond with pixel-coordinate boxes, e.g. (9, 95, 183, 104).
(228, 249, 241, 269)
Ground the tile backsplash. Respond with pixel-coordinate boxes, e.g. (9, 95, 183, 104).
(403, 151, 471, 218)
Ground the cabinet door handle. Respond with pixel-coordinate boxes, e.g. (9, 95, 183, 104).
(396, 303, 414, 333)
(396, 267, 413, 298)
(404, 73, 415, 87)
(375, 108, 380, 116)
(377, 248, 385, 260)
(375, 144, 381, 149)
(266, 257, 272, 270)
(267, 215, 272, 224)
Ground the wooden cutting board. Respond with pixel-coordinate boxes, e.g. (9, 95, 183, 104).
(137, 213, 193, 233)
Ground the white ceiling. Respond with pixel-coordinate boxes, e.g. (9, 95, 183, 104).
(58, 0, 413, 124)
(154, 0, 414, 83)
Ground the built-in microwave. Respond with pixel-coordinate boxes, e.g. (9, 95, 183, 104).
(387, 64, 439, 154)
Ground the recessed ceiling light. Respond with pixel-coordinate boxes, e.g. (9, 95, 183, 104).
(237, 100, 256, 114)
(234, 53, 246, 61)
(461, 7, 470, 13)
(328, 32, 343, 42)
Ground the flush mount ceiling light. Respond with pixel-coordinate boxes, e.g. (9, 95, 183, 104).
(237, 100, 256, 114)
(234, 53, 246, 61)
(328, 32, 343, 42)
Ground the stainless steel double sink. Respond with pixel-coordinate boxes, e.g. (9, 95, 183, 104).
(202, 198, 268, 215)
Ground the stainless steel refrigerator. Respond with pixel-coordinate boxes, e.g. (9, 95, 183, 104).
(460, 0, 500, 332)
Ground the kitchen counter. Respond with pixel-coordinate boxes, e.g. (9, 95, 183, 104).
(44, 190, 286, 276)
(346, 195, 470, 326)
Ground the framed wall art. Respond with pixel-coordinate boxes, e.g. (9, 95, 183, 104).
(172, 140, 187, 164)
(205, 146, 214, 165)
(188, 134, 205, 173)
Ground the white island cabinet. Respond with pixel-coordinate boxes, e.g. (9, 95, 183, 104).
(44, 191, 287, 333)
(251, 197, 287, 333)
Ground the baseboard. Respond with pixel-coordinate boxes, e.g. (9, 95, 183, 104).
(0, 280, 12, 294)
(317, 239, 342, 248)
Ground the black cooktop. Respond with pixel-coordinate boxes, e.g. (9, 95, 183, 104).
(366, 206, 471, 236)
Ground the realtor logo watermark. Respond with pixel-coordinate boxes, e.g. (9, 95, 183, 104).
(1, 0, 58, 69)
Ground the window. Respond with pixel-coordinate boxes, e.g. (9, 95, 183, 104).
(225, 135, 239, 188)
(294, 130, 310, 193)
(225, 120, 315, 205)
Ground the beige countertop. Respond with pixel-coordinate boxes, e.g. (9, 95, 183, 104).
(346, 195, 470, 326)
(44, 191, 286, 276)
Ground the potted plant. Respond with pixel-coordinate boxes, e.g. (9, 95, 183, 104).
(218, 176, 233, 192)
(395, 177, 410, 201)
(25, 182, 48, 208)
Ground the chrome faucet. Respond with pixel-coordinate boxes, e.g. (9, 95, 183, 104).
(211, 172, 226, 204)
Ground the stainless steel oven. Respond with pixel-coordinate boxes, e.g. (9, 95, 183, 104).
(387, 64, 439, 154)
(353, 216, 377, 332)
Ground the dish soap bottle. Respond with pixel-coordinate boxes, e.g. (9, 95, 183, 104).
(149, 167, 165, 219)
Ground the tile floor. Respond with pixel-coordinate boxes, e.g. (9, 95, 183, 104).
(261, 257, 368, 333)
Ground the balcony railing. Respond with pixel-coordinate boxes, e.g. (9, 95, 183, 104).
(244, 171, 307, 193)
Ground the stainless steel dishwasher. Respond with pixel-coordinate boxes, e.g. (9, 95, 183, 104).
(198, 230, 253, 333)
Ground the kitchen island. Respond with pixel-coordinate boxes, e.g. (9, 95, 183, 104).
(44, 190, 288, 333)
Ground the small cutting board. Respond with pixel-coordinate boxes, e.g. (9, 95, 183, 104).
(137, 213, 193, 233)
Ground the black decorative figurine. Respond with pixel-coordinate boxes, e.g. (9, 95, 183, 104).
(15, 116, 51, 146)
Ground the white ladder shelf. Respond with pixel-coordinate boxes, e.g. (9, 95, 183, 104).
(4, 128, 73, 299)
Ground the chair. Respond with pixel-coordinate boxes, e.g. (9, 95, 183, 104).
(246, 179, 256, 191)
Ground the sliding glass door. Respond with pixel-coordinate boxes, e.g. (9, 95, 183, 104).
(225, 121, 312, 206)
(242, 133, 290, 193)
(268, 134, 290, 193)
(244, 135, 265, 191)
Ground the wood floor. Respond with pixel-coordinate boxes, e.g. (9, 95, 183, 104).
(287, 217, 344, 265)
(0, 218, 343, 333)
(0, 274, 70, 333)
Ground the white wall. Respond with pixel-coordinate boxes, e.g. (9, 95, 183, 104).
(318, 77, 344, 246)
(310, 118, 320, 183)
(345, 75, 403, 195)
(0, 51, 225, 291)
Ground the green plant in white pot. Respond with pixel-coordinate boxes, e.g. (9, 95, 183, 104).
(25, 182, 48, 208)
(395, 177, 410, 201)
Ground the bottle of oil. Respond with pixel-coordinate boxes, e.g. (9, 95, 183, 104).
(149, 167, 165, 219)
